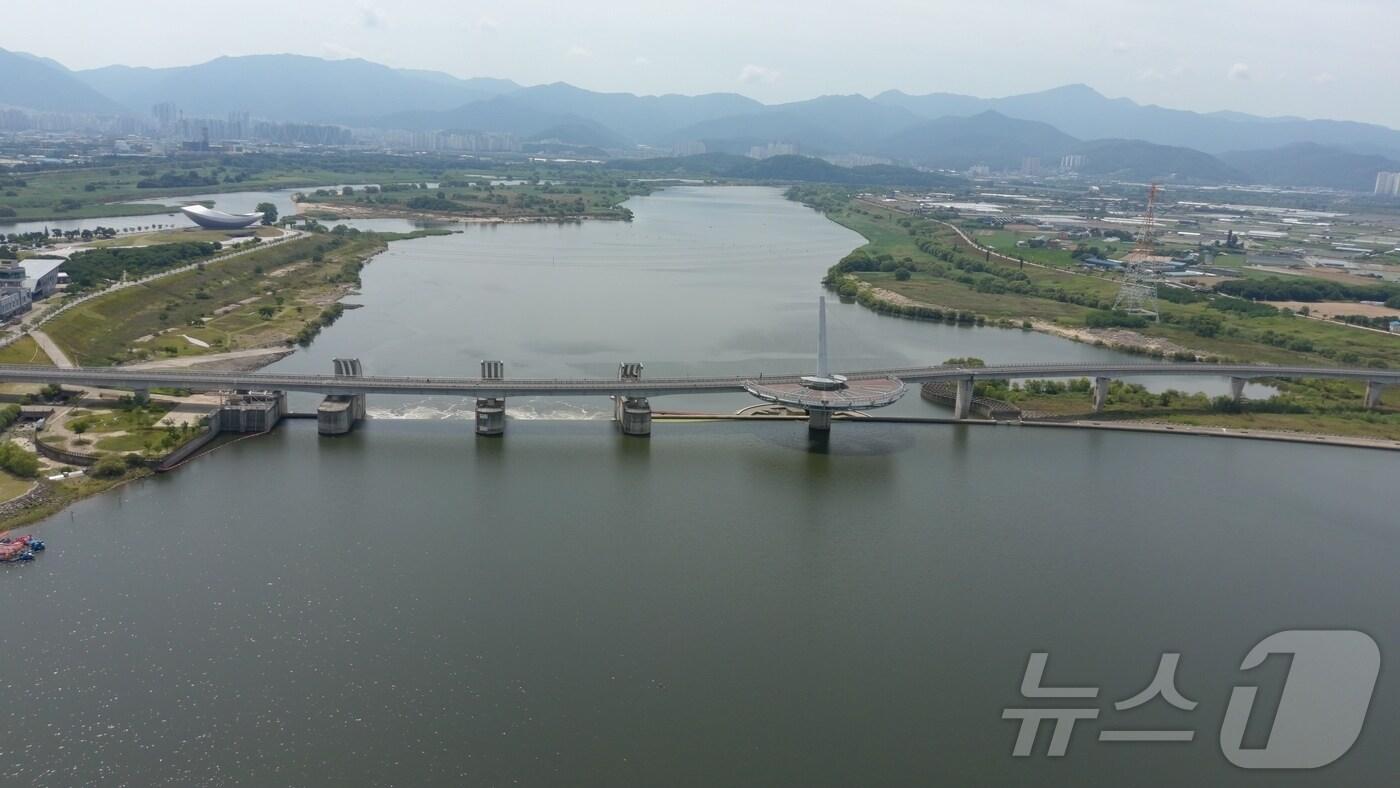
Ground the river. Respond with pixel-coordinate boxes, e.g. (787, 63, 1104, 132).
(0, 186, 1392, 786)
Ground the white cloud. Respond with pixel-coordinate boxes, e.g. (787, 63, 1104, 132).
(738, 63, 781, 85)
(358, 1, 385, 29)
(1312, 71, 1336, 85)
(634, 56, 651, 67)
(566, 45, 593, 58)
(1227, 62, 1251, 81)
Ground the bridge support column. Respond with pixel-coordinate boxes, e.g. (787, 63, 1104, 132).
(619, 398, 652, 436)
(133, 388, 150, 405)
(1366, 381, 1386, 410)
(615, 363, 650, 437)
(1092, 377, 1111, 413)
(475, 398, 505, 435)
(476, 361, 506, 436)
(953, 377, 974, 420)
(1230, 376, 1247, 403)
(317, 398, 355, 434)
(319, 358, 365, 436)
(807, 409, 832, 431)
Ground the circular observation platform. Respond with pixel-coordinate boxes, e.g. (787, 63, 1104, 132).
(743, 375, 907, 412)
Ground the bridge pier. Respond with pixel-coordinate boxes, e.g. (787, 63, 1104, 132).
(476, 361, 506, 436)
(807, 408, 832, 431)
(1366, 381, 1386, 410)
(953, 377, 974, 420)
(619, 399, 652, 436)
(318, 358, 365, 435)
(1230, 376, 1247, 403)
(1092, 377, 1111, 413)
(615, 363, 651, 437)
(475, 399, 505, 435)
(317, 398, 356, 434)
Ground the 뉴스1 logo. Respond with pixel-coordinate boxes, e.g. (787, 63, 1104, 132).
(1002, 629, 1380, 769)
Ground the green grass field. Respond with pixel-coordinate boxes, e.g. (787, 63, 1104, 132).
(69, 403, 173, 434)
(968, 228, 1125, 269)
(0, 472, 32, 502)
(43, 233, 390, 365)
(859, 271, 1093, 322)
(0, 336, 54, 366)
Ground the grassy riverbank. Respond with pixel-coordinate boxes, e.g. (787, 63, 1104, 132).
(42, 228, 448, 366)
(300, 180, 649, 221)
(0, 471, 152, 532)
(978, 376, 1400, 440)
(792, 187, 1400, 370)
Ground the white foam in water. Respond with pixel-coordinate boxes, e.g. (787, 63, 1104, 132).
(365, 401, 611, 421)
(507, 402, 610, 421)
(365, 404, 471, 420)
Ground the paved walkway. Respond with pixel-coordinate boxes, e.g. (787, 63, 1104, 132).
(29, 330, 73, 368)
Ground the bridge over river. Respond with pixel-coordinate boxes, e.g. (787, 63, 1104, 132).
(0, 360, 1394, 437)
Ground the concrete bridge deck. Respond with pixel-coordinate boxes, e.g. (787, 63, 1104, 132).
(0, 361, 1394, 398)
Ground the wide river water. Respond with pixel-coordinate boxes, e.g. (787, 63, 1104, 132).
(1, 187, 1394, 786)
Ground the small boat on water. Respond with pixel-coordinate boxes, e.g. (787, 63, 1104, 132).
(0, 535, 45, 563)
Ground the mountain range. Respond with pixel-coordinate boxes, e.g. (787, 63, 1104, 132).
(3, 48, 1400, 191)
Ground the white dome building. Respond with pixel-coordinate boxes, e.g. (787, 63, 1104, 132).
(180, 205, 263, 230)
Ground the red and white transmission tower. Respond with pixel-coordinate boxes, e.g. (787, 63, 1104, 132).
(1113, 184, 1161, 319)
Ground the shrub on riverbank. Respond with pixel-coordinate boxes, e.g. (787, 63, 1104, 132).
(1085, 310, 1149, 329)
(90, 454, 128, 478)
(294, 303, 346, 347)
(0, 441, 39, 478)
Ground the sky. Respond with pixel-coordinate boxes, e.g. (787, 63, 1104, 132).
(7, 0, 1400, 128)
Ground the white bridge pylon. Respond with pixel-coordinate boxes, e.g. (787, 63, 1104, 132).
(743, 296, 907, 431)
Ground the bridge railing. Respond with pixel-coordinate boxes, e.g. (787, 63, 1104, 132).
(0, 361, 1392, 390)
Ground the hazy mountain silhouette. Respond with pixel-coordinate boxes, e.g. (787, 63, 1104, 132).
(876, 111, 1078, 170)
(875, 84, 1400, 158)
(0, 47, 126, 114)
(1221, 143, 1400, 191)
(73, 54, 517, 122)
(5, 49, 1400, 190)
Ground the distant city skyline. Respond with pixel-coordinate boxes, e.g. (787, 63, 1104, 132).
(6, 0, 1400, 129)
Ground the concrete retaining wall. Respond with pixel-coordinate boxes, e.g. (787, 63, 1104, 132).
(155, 422, 222, 471)
(34, 435, 99, 467)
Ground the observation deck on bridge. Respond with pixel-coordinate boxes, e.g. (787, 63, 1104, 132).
(743, 297, 907, 429)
